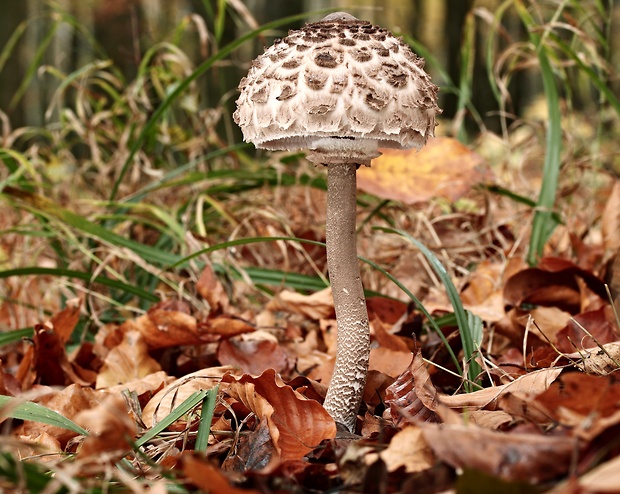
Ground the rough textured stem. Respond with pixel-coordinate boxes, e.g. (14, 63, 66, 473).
(322, 162, 370, 432)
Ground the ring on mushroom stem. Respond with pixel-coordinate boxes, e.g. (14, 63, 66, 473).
(234, 12, 441, 433)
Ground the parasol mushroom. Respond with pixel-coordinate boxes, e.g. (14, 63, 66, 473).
(233, 12, 441, 432)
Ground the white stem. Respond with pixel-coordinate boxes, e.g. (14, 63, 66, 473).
(322, 162, 370, 432)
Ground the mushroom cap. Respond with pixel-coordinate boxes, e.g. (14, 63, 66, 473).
(233, 13, 441, 166)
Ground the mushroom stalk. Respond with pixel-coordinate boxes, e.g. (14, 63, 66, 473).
(322, 162, 370, 432)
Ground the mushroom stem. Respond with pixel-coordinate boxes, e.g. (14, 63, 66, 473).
(322, 162, 370, 432)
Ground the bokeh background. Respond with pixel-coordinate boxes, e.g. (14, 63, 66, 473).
(2, 0, 619, 134)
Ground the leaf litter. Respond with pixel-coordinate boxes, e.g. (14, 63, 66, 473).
(1, 42, 620, 494)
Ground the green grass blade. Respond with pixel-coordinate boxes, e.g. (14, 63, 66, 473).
(376, 227, 482, 390)
(135, 390, 208, 448)
(0, 267, 159, 303)
(516, 1, 563, 266)
(194, 385, 219, 454)
(0, 328, 35, 346)
(0, 395, 88, 436)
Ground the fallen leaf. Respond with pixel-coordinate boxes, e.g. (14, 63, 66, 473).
(96, 330, 162, 389)
(14, 385, 102, 447)
(555, 305, 619, 353)
(182, 453, 261, 493)
(568, 342, 620, 375)
(48, 298, 81, 346)
(120, 303, 203, 349)
(378, 426, 434, 473)
(266, 287, 334, 320)
(357, 137, 489, 204)
(74, 393, 136, 461)
(369, 347, 413, 379)
(438, 367, 563, 410)
(142, 366, 236, 428)
(532, 372, 620, 440)
(503, 257, 608, 314)
(574, 455, 620, 493)
(196, 264, 230, 314)
(602, 181, 620, 251)
(217, 336, 294, 376)
(225, 369, 336, 465)
(385, 350, 439, 427)
(420, 422, 577, 483)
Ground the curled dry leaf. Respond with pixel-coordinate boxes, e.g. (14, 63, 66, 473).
(225, 369, 336, 464)
(32, 323, 95, 387)
(266, 287, 334, 320)
(385, 350, 439, 427)
(74, 393, 136, 461)
(420, 422, 577, 483)
(142, 366, 238, 428)
(95, 330, 162, 389)
(357, 137, 490, 204)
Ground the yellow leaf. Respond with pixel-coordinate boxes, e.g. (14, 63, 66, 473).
(357, 137, 489, 204)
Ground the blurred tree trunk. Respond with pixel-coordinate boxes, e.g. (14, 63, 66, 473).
(0, 1, 28, 128)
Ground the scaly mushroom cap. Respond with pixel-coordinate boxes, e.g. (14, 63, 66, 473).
(234, 12, 441, 166)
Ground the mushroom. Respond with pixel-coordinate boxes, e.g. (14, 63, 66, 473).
(233, 12, 440, 432)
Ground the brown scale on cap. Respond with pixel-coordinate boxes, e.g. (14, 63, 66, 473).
(234, 12, 441, 166)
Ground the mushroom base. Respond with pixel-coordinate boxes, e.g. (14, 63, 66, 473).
(322, 162, 371, 432)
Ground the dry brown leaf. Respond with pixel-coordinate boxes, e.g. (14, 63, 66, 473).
(217, 336, 294, 376)
(385, 350, 439, 427)
(464, 410, 514, 430)
(532, 372, 620, 440)
(438, 367, 562, 410)
(120, 304, 203, 349)
(602, 181, 620, 252)
(503, 257, 608, 314)
(206, 316, 255, 338)
(196, 264, 230, 314)
(96, 330, 162, 389)
(371, 317, 412, 353)
(48, 298, 81, 345)
(74, 393, 136, 461)
(574, 455, 620, 493)
(181, 453, 261, 493)
(420, 422, 577, 483)
(568, 341, 620, 375)
(266, 287, 334, 320)
(107, 370, 173, 396)
(378, 426, 434, 473)
(369, 347, 413, 378)
(142, 366, 237, 427)
(225, 369, 336, 464)
(14, 385, 102, 447)
(357, 137, 489, 204)
(555, 305, 620, 354)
